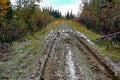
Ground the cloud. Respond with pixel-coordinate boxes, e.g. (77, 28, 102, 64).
(10, 0, 16, 5)
(54, 4, 79, 16)
(41, 0, 81, 16)
(10, 0, 82, 16)
(41, 0, 73, 6)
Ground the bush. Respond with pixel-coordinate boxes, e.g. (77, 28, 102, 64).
(0, 2, 55, 43)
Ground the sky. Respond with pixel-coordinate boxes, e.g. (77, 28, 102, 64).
(10, 0, 82, 16)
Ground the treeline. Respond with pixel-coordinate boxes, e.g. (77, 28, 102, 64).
(42, 7, 62, 18)
(42, 7, 75, 19)
(65, 11, 75, 19)
(0, 0, 55, 43)
(79, 0, 120, 34)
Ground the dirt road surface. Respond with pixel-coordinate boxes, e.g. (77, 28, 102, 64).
(31, 23, 120, 80)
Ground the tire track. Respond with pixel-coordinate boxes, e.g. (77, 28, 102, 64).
(34, 22, 120, 80)
(73, 31, 120, 80)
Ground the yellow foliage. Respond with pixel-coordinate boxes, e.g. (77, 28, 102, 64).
(0, 0, 10, 17)
(1, 0, 8, 4)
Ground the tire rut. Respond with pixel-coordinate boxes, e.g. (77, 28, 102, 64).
(34, 22, 120, 80)
(73, 32, 120, 80)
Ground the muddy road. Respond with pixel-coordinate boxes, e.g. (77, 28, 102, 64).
(32, 23, 120, 80)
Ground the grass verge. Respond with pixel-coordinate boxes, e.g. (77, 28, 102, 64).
(67, 21, 120, 66)
(0, 21, 60, 80)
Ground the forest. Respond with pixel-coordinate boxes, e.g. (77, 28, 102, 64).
(79, 0, 120, 35)
(0, 0, 74, 43)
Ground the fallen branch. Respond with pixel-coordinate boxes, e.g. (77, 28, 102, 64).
(96, 32, 120, 41)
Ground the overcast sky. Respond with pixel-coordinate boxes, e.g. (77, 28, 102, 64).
(10, 0, 81, 16)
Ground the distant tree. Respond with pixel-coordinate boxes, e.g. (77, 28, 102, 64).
(42, 7, 62, 18)
(65, 11, 75, 19)
(66, 11, 70, 19)
(70, 10, 75, 19)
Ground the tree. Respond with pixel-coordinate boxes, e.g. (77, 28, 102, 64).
(0, 0, 11, 18)
(42, 7, 62, 18)
(66, 11, 70, 19)
(79, 0, 120, 33)
(15, 0, 41, 8)
(70, 10, 75, 19)
(65, 11, 75, 19)
(0, 0, 55, 43)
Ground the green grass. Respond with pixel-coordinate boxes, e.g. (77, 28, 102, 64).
(95, 40, 120, 62)
(67, 21, 100, 40)
(0, 21, 60, 80)
(67, 21, 120, 66)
